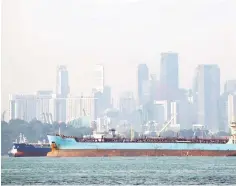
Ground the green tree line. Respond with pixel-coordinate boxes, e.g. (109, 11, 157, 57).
(1, 119, 92, 155)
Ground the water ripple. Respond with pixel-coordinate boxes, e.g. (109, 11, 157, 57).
(2, 157, 236, 185)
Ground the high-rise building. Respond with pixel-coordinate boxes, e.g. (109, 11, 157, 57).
(56, 65, 69, 122)
(224, 80, 236, 94)
(176, 89, 194, 130)
(153, 100, 169, 124)
(93, 64, 104, 93)
(55, 98, 67, 123)
(192, 64, 220, 132)
(93, 91, 104, 119)
(227, 93, 236, 129)
(9, 94, 37, 122)
(103, 86, 111, 109)
(119, 91, 136, 116)
(48, 94, 57, 123)
(170, 101, 180, 125)
(149, 74, 160, 101)
(35, 90, 53, 122)
(56, 65, 69, 98)
(218, 80, 236, 131)
(160, 52, 179, 100)
(66, 96, 96, 125)
(137, 64, 149, 105)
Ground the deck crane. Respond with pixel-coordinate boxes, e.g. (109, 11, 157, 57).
(157, 114, 177, 137)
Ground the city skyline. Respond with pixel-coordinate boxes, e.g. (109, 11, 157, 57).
(2, 0, 236, 112)
(3, 55, 236, 113)
(6, 62, 236, 129)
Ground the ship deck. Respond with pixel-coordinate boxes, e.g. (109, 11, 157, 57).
(55, 134, 229, 144)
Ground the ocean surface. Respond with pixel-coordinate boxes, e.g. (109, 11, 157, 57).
(1, 156, 236, 185)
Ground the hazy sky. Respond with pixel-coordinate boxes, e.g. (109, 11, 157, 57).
(2, 0, 236, 111)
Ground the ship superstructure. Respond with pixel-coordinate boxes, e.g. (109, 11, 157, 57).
(8, 133, 51, 157)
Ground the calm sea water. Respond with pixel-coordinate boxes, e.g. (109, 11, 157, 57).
(1, 156, 236, 185)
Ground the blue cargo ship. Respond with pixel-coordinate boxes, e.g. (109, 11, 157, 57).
(8, 133, 50, 157)
(46, 123, 236, 157)
(8, 143, 51, 157)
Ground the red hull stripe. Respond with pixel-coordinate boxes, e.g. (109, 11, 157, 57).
(12, 151, 48, 157)
(47, 149, 236, 157)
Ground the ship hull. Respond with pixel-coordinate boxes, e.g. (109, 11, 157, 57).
(47, 149, 236, 157)
(8, 151, 49, 157)
(8, 143, 51, 157)
(47, 135, 236, 157)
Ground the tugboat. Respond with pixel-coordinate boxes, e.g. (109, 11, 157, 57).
(8, 133, 51, 157)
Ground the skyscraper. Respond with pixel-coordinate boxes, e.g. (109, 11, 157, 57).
(103, 86, 111, 109)
(224, 80, 236, 94)
(56, 65, 69, 122)
(93, 64, 104, 93)
(193, 65, 220, 132)
(56, 65, 69, 98)
(35, 90, 53, 122)
(227, 93, 236, 127)
(160, 52, 179, 100)
(137, 64, 149, 105)
(9, 94, 37, 122)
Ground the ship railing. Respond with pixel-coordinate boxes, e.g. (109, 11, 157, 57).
(26, 143, 50, 146)
(55, 134, 229, 144)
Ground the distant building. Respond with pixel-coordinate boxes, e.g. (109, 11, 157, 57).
(119, 91, 136, 116)
(142, 80, 151, 104)
(192, 64, 220, 132)
(170, 101, 180, 125)
(160, 52, 179, 100)
(149, 74, 160, 101)
(103, 86, 112, 109)
(227, 93, 236, 127)
(48, 94, 57, 123)
(35, 90, 53, 122)
(93, 64, 105, 93)
(224, 80, 236, 94)
(218, 80, 236, 132)
(9, 94, 37, 122)
(56, 65, 69, 122)
(56, 65, 69, 98)
(153, 100, 170, 124)
(55, 98, 67, 123)
(66, 96, 96, 125)
(137, 64, 149, 105)
(93, 91, 104, 119)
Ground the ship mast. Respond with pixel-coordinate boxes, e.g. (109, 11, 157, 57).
(19, 133, 23, 143)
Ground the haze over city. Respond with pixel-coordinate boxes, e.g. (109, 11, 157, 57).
(2, 1, 236, 185)
(2, 0, 236, 117)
